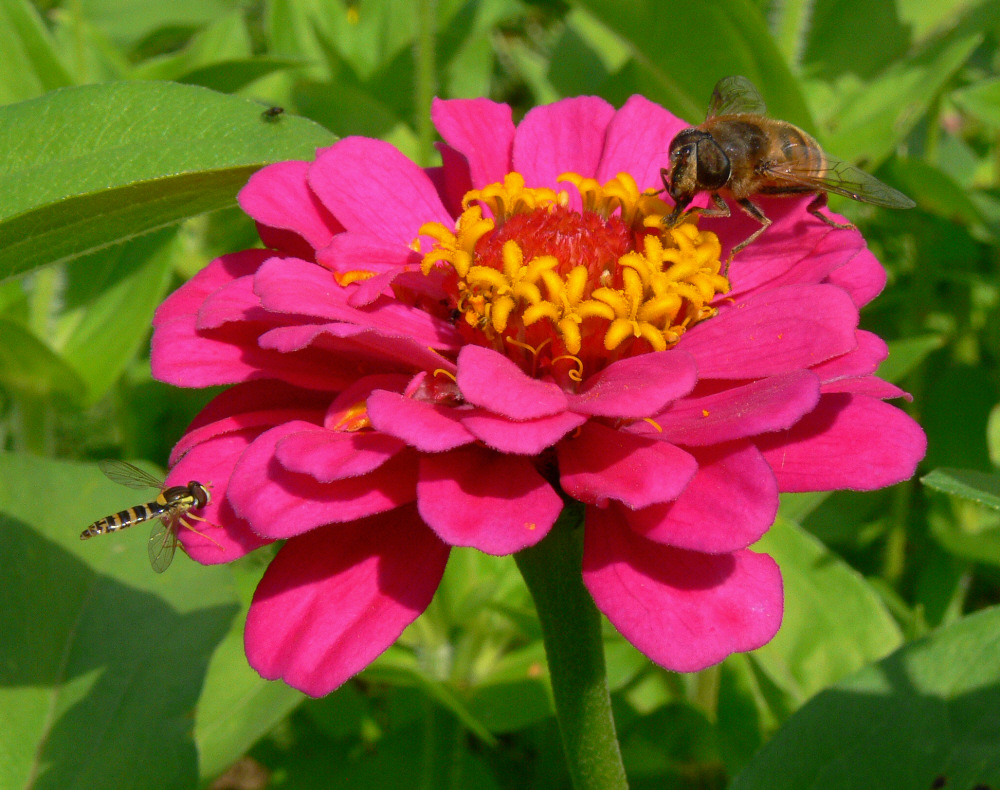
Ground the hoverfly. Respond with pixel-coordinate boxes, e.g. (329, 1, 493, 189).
(662, 75, 916, 256)
(80, 459, 213, 573)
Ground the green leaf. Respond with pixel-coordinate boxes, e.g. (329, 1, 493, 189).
(732, 607, 1000, 789)
(0, 0, 74, 103)
(0, 318, 85, 403)
(74, 0, 236, 46)
(750, 519, 903, 705)
(569, 0, 811, 128)
(922, 468, 1000, 511)
(179, 57, 306, 93)
(0, 453, 238, 790)
(0, 80, 337, 281)
(951, 76, 1000, 128)
(822, 29, 981, 165)
(57, 230, 176, 406)
(882, 157, 985, 232)
(877, 334, 944, 384)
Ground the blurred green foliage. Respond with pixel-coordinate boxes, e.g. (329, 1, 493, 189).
(1, 0, 999, 788)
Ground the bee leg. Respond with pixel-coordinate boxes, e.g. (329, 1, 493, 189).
(730, 198, 772, 257)
(700, 193, 731, 218)
(807, 193, 854, 230)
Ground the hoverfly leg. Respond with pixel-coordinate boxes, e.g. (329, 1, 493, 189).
(177, 517, 226, 551)
(807, 192, 854, 231)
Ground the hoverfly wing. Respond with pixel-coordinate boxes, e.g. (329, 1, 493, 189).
(763, 152, 917, 209)
(148, 517, 180, 573)
(707, 75, 767, 119)
(99, 459, 165, 491)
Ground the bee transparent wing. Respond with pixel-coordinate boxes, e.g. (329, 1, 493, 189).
(762, 152, 917, 209)
(707, 75, 767, 119)
(148, 516, 179, 573)
(99, 459, 165, 491)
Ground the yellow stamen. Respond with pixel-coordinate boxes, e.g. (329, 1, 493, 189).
(414, 171, 729, 381)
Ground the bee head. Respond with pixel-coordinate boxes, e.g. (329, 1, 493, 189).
(667, 128, 731, 202)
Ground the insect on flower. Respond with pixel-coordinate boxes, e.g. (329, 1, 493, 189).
(662, 75, 916, 256)
(80, 459, 216, 573)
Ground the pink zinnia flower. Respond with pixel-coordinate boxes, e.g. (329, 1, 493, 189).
(151, 95, 926, 697)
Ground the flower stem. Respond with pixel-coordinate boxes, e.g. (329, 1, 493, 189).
(514, 506, 629, 790)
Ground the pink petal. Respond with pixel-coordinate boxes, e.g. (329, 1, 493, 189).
(811, 330, 887, 382)
(582, 507, 783, 672)
(253, 257, 458, 349)
(170, 380, 330, 465)
(680, 284, 859, 379)
(460, 409, 586, 454)
(756, 393, 926, 491)
(308, 137, 452, 242)
(238, 160, 343, 251)
(257, 323, 453, 378)
(153, 249, 270, 327)
(230, 422, 417, 539)
(367, 390, 475, 451)
(418, 447, 562, 555)
(166, 429, 271, 563)
(821, 376, 909, 400)
(151, 315, 268, 388)
(570, 350, 697, 418)
(726, 217, 865, 300)
(513, 97, 616, 188)
(275, 425, 405, 482)
(558, 422, 697, 509)
(431, 98, 515, 188)
(596, 94, 688, 191)
(456, 345, 568, 419)
(434, 142, 474, 216)
(826, 248, 886, 308)
(196, 273, 268, 330)
(244, 505, 449, 697)
(706, 196, 821, 277)
(649, 371, 821, 446)
(315, 232, 416, 276)
(622, 442, 778, 553)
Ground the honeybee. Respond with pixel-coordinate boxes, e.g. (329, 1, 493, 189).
(80, 460, 215, 573)
(662, 76, 915, 256)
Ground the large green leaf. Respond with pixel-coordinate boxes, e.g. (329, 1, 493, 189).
(0, 453, 238, 790)
(732, 607, 1000, 789)
(750, 519, 903, 705)
(0, 80, 336, 281)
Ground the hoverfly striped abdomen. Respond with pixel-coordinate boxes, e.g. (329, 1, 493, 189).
(80, 498, 170, 539)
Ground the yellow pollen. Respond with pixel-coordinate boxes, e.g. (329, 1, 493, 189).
(643, 417, 663, 433)
(433, 368, 458, 383)
(415, 171, 729, 383)
(331, 401, 371, 431)
(335, 270, 376, 286)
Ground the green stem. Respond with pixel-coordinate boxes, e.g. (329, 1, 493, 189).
(514, 507, 628, 790)
(414, 0, 437, 166)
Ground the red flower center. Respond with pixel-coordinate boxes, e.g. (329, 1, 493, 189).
(418, 172, 729, 386)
